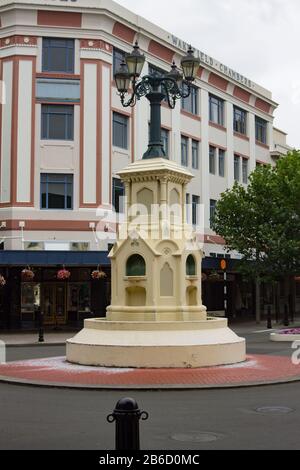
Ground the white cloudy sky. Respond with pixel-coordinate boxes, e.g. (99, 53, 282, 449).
(115, 0, 300, 148)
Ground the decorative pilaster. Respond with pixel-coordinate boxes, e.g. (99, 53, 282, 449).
(79, 39, 113, 208)
(0, 44, 36, 206)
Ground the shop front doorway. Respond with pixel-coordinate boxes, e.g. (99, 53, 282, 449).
(41, 283, 67, 326)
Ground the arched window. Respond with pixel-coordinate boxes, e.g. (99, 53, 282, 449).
(126, 254, 146, 277)
(186, 255, 196, 276)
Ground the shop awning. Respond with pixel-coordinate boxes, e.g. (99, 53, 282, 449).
(0, 251, 110, 267)
(0, 251, 240, 270)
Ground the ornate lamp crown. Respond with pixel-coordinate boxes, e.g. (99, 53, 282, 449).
(114, 41, 200, 160)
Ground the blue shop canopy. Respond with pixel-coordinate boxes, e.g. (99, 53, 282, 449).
(0, 251, 110, 267)
(0, 251, 239, 271)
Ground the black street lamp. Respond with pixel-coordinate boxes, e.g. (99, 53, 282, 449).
(114, 42, 200, 159)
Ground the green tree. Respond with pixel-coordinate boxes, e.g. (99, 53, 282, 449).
(212, 150, 300, 322)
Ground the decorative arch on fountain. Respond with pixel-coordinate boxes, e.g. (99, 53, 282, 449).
(157, 240, 179, 254)
(170, 187, 180, 206)
(136, 187, 154, 215)
(186, 254, 197, 276)
(160, 262, 174, 297)
(126, 254, 146, 277)
(169, 188, 181, 225)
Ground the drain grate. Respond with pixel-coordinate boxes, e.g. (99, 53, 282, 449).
(255, 406, 294, 415)
(171, 432, 224, 443)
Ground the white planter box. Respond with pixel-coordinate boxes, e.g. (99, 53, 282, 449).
(270, 333, 300, 342)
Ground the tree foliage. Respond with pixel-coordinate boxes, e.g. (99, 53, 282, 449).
(212, 150, 300, 282)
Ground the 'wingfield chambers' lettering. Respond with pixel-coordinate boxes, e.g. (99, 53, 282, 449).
(171, 35, 253, 89)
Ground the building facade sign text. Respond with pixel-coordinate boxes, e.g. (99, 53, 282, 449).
(171, 36, 254, 90)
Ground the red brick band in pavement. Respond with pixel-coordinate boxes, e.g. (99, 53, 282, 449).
(0, 355, 299, 389)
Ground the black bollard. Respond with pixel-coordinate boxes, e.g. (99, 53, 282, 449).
(275, 308, 279, 325)
(284, 304, 289, 327)
(107, 398, 149, 451)
(289, 293, 295, 324)
(267, 306, 272, 330)
(38, 308, 45, 343)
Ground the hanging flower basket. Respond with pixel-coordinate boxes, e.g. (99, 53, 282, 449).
(201, 273, 208, 281)
(21, 268, 35, 281)
(57, 268, 71, 281)
(91, 267, 107, 280)
(208, 271, 221, 282)
(0, 275, 6, 287)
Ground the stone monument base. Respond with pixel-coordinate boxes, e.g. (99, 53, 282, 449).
(66, 318, 246, 368)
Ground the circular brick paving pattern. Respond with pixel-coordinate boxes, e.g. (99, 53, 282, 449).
(0, 355, 299, 389)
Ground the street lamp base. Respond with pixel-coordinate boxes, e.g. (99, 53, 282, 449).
(143, 145, 167, 160)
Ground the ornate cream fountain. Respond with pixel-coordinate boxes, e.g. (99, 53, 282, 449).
(66, 42, 245, 368)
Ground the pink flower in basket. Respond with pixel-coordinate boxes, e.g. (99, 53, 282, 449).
(0, 275, 6, 287)
(91, 270, 107, 280)
(22, 268, 35, 281)
(57, 269, 71, 280)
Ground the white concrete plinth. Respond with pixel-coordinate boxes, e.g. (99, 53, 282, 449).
(67, 318, 246, 368)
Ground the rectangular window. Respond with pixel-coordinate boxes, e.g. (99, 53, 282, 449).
(181, 136, 189, 167)
(210, 199, 217, 228)
(24, 242, 44, 251)
(234, 155, 240, 181)
(242, 158, 248, 184)
(41, 174, 73, 210)
(113, 112, 128, 149)
(41, 105, 74, 140)
(113, 48, 126, 74)
(148, 64, 167, 100)
(148, 64, 165, 77)
(186, 193, 190, 223)
(42, 38, 75, 74)
(71, 243, 89, 252)
(209, 146, 216, 175)
(181, 85, 198, 115)
(113, 177, 125, 213)
(37, 78, 80, 104)
(209, 94, 224, 126)
(233, 107, 247, 135)
(192, 140, 199, 170)
(255, 117, 268, 144)
(192, 195, 200, 226)
(219, 149, 225, 177)
(161, 128, 169, 158)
